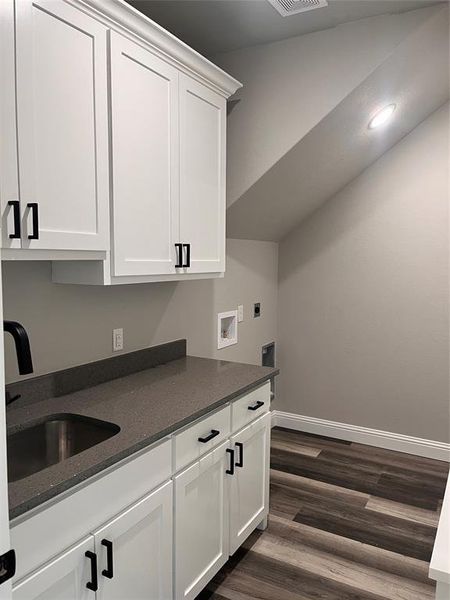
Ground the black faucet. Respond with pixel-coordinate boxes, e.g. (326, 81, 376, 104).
(3, 320, 33, 375)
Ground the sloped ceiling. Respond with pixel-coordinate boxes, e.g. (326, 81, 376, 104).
(226, 5, 449, 242)
(126, 0, 442, 56)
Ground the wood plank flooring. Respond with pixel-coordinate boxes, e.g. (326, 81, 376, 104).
(196, 426, 449, 600)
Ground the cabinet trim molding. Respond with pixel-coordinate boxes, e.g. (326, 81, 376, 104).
(72, 0, 241, 98)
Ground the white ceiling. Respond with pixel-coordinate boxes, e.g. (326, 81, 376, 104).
(126, 0, 443, 56)
(226, 5, 449, 241)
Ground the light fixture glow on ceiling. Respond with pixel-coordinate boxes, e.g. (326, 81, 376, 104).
(368, 104, 396, 129)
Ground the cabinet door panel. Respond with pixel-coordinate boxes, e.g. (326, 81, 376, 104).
(179, 75, 225, 274)
(229, 412, 271, 555)
(175, 441, 229, 600)
(110, 32, 179, 277)
(94, 481, 172, 600)
(15, 0, 109, 251)
(12, 537, 94, 600)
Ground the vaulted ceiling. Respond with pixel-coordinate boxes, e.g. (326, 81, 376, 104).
(126, 0, 443, 56)
(226, 4, 450, 241)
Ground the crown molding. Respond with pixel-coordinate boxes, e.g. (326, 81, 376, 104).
(72, 0, 242, 98)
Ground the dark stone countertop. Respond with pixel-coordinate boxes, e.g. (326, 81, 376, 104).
(7, 354, 278, 520)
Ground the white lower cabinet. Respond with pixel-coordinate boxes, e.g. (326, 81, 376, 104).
(12, 481, 173, 600)
(174, 441, 229, 600)
(229, 413, 271, 555)
(10, 383, 272, 600)
(94, 481, 173, 600)
(12, 537, 95, 600)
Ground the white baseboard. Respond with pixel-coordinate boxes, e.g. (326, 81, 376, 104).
(271, 410, 450, 462)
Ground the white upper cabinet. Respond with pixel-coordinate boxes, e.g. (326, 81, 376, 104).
(2, 0, 241, 282)
(179, 75, 226, 274)
(109, 32, 180, 277)
(10, 0, 109, 251)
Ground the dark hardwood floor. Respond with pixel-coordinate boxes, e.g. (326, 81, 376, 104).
(197, 426, 449, 600)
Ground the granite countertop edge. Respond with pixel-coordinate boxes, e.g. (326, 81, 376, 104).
(8, 354, 279, 521)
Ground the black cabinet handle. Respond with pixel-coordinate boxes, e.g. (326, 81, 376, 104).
(101, 539, 114, 579)
(8, 201, 21, 239)
(226, 448, 235, 475)
(235, 442, 244, 468)
(27, 203, 39, 240)
(248, 400, 264, 411)
(85, 551, 98, 592)
(198, 429, 220, 443)
(175, 243, 183, 268)
(183, 243, 191, 268)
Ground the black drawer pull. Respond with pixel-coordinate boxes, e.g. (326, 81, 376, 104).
(8, 201, 21, 239)
(85, 551, 98, 592)
(198, 429, 220, 443)
(183, 243, 191, 268)
(235, 442, 244, 468)
(27, 203, 39, 240)
(175, 243, 183, 268)
(226, 448, 235, 475)
(248, 400, 264, 411)
(101, 539, 114, 579)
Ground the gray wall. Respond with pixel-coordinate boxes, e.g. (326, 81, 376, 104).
(277, 103, 449, 442)
(2, 239, 278, 383)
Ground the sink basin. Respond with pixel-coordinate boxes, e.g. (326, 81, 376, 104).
(7, 414, 120, 483)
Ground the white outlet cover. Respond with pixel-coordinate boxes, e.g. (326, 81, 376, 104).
(113, 328, 124, 351)
(238, 305, 244, 322)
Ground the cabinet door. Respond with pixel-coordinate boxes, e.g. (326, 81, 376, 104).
(14, 0, 109, 251)
(94, 481, 172, 600)
(229, 412, 271, 555)
(110, 32, 179, 277)
(179, 75, 226, 274)
(12, 537, 95, 600)
(174, 441, 229, 600)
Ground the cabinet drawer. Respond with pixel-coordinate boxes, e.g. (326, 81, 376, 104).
(231, 382, 270, 433)
(11, 438, 171, 582)
(174, 404, 231, 472)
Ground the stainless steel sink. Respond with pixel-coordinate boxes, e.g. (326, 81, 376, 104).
(7, 414, 120, 483)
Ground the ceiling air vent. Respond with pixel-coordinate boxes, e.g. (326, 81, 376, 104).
(267, 0, 328, 17)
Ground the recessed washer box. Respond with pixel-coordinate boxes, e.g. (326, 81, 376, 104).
(217, 310, 238, 349)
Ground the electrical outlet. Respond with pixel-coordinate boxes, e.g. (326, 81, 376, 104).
(238, 304, 244, 322)
(113, 328, 124, 352)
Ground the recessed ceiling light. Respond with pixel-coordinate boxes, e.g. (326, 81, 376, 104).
(368, 104, 396, 129)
